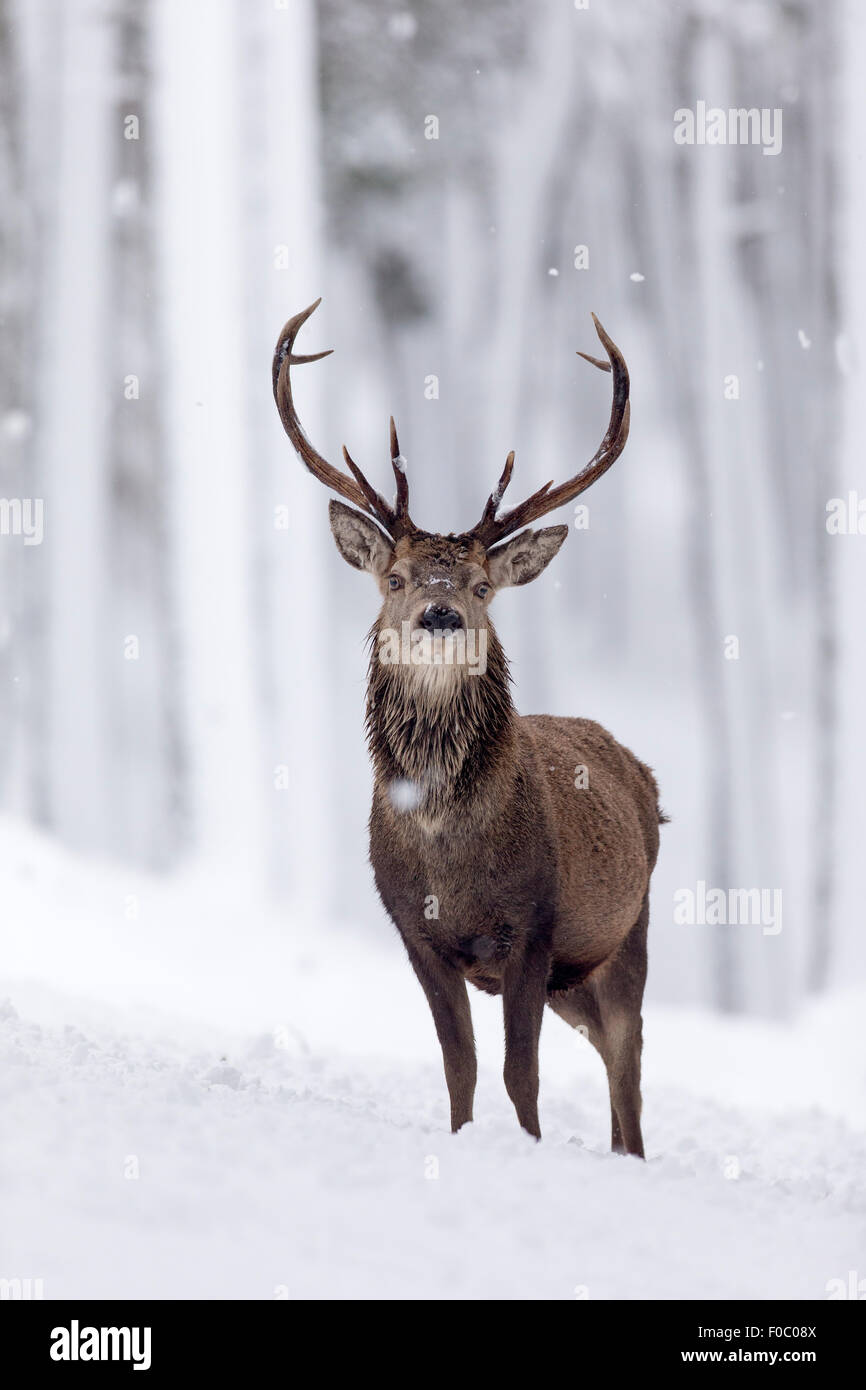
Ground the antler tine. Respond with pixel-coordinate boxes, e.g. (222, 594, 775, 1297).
(470, 313, 630, 548)
(341, 444, 389, 518)
(390, 416, 410, 522)
(477, 450, 515, 534)
(272, 299, 412, 538)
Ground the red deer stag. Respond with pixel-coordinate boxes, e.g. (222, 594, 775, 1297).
(273, 299, 664, 1155)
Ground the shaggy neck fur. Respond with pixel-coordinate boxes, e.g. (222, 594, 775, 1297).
(366, 622, 516, 817)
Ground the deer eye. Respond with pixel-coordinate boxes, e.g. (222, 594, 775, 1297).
(475, 583, 490, 599)
(388, 574, 403, 591)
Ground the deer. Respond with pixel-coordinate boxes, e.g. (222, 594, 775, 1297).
(272, 299, 665, 1156)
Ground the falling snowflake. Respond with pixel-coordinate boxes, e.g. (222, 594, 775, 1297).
(2, 409, 31, 440)
(388, 779, 423, 812)
(387, 13, 417, 40)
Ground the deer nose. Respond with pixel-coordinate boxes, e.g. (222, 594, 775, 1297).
(420, 603, 463, 632)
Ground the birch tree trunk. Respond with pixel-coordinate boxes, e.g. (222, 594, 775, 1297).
(105, 0, 187, 867)
(236, 0, 331, 914)
(0, 0, 31, 802)
(154, 0, 265, 884)
(37, 0, 113, 852)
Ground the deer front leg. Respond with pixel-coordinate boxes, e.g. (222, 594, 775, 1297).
(502, 936, 550, 1139)
(405, 941, 477, 1132)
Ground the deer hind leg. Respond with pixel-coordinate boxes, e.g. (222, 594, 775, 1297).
(593, 895, 649, 1158)
(548, 896, 648, 1158)
(598, 1007, 644, 1158)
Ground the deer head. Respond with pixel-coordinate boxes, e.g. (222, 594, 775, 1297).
(272, 299, 630, 685)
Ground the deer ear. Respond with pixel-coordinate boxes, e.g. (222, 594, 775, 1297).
(486, 525, 568, 588)
(328, 500, 393, 575)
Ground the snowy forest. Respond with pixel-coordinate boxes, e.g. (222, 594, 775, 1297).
(3, 0, 863, 1015)
(1, 0, 865, 1303)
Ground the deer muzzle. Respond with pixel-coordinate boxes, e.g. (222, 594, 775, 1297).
(418, 603, 464, 633)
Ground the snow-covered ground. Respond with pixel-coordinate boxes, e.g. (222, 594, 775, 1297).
(1, 816, 863, 1300)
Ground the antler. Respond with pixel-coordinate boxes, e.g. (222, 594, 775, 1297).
(470, 313, 630, 548)
(272, 299, 414, 540)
